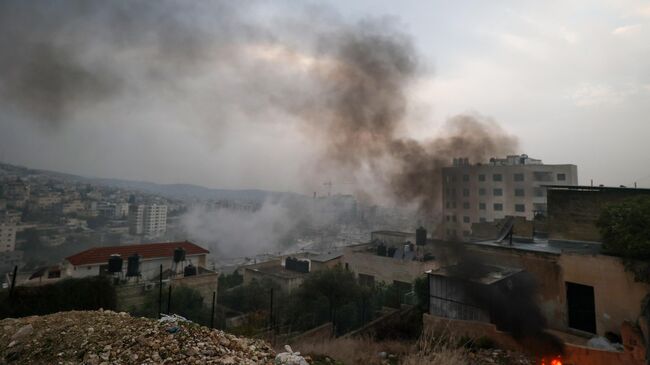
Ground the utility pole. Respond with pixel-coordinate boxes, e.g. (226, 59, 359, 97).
(210, 291, 216, 329)
(158, 264, 163, 318)
(167, 285, 172, 314)
(9, 265, 17, 300)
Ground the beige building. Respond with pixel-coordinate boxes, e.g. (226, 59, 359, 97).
(129, 204, 167, 236)
(442, 154, 577, 240)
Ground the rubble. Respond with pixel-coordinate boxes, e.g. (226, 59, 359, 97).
(0, 310, 275, 364)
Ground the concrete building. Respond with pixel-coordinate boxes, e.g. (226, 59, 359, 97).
(0, 211, 18, 253)
(442, 154, 577, 240)
(129, 204, 167, 236)
(63, 241, 209, 280)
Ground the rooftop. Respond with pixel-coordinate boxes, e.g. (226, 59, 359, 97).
(245, 264, 308, 280)
(428, 264, 522, 285)
(545, 185, 650, 193)
(65, 241, 209, 266)
(309, 251, 343, 262)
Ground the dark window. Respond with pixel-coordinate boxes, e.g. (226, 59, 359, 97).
(515, 188, 525, 197)
(452, 215, 457, 222)
(493, 203, 503, 211)
(566, 282, 596, 334)
(533, 171, 553, 182)
(534, 187, 546, 197)
(493, 188, 503, 196)
(462, 230, 470, 237)
(446, 216, 450, 222)
(463, 216, 470, 223)
(479, 203, 486, 210)
(493, 174, 502, 182)
(463, 188, 469, 197)
(446, 202, 450, 208)
(462, 174, 469, 182)
(557, 173, 566, 181)
(513, 173, 524, 182)
(479, 188, 486, 196)
(463, 202, 470, 209)
(478, 174, 486, 182)
(479, 217, 486, 223)
(515, 204, 525, 212)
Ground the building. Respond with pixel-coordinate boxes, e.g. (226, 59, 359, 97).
(547, 185, 650, 242)
(62, 241, 209, 280)
(129, 204, 167, 236)
(0, 211, 18, 253)
(2, 178, 30, 208)
(442, 154, 577, 240)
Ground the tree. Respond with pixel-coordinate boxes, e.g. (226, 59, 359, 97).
(598, 196, 650, 259)
(295, 265, 359, 324)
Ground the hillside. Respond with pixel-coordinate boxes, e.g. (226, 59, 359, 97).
(0, 310, 275, 364)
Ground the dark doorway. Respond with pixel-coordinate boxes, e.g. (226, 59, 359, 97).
(566, 282, 596, 333)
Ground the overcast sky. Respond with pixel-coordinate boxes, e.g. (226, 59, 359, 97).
(1, 0, 649, 192)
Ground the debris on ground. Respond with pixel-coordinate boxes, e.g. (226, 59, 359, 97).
(275, 345, 309, 365)
(0, 310, 275, 364)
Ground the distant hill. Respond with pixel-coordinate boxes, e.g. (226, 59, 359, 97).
(0, 161, 301, 202)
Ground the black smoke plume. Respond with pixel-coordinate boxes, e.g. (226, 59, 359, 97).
(0, 0, 517, 211)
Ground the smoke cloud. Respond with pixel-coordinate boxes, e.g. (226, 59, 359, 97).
(0, 1, 517, 211)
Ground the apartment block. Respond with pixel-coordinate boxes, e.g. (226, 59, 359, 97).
(442, 154, 577, 240)
(129, 204, 168, 237)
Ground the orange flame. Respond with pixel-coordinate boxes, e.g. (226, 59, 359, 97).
(541, 356, 562, 365)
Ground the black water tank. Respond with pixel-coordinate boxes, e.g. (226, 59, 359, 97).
(108, 254, 123, 273)
(416, 226, 427, 246)
(387, 247, 397, 257)
(126, 254, 140, 277)
(184, 264, 197, 276)
(173, 247, 186, 263)
(377, 244, 387, 256)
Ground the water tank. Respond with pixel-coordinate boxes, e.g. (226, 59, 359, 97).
(377, 244, 387, 256)
(184, 264, 197, 276)
(416, 226, 427, 246)
(108, 254, 123, 273)
(126, 254, 140, 277)
(173, 247, 186, 263)
(387, 247, 397, 257)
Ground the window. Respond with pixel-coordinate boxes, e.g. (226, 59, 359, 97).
(557, 173, 566, 181)
(479, 203, 486, 210)
(493, 174, 502, 182)
(452, 201, 457, 209)
(515, 204, 525, 212)
(493, 203, 503, 211)
(514, 173, 524, 182)
(533, 171, 553, 182)
(446, 202, 450, 208)
(462, 174, 469, 182)
(451, 175, 457, 182)
(493, 188, 503, 196)
(462, 230, 471, 237)
(479, 188, 486, 196)
(478, 174, 486, 182)
(446, 215, 450, 222)
(463, 216, 470, 223)
(463, 188, 469, 197)
(479, 217, 486, 223)
(515, 188, 525, 197)
(534, 187, 546, 197)
(452, 215, 457, 222)
(463, 202, 470, 209)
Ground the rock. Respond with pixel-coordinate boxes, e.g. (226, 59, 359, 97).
(11, 324, 34, 341)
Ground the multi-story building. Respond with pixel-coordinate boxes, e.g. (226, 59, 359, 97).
(441, 154, 577, 240)
(0, 211, 18, 253)
(2, 178, 30, 208)
(129, 204, 167, 237)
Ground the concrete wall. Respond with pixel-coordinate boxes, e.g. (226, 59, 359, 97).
(559, 253, 650, 336)
(243, 267, 305, 293)
(342, 245, 439, 285)
(115, 272, 219, 311)
(547, 187, 650, 242)
(64, 254, 207, 280)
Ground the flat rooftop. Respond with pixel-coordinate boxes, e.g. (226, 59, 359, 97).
(545, 185, 650, 193)
(245, 264, 308, 280)
(429, 264, 522, 285)
(469, 238, 602, 255)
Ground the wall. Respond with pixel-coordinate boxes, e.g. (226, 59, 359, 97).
(547, 187, 650, 242)
(559, 253, 650, 336)
(64, 254, 207, 280)
(115, 272, 219, 311)
(342, 245, 439, 285)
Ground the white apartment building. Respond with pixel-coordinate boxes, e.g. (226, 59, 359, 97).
(129, 204, 168, 237)
(442, 154, 578, 240)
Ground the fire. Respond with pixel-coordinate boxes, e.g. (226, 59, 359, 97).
(540, 356, 563, 365)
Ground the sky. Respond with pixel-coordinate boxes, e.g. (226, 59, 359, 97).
(1, 0, 649, 193)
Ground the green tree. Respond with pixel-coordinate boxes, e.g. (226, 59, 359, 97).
(598, 196, 650, 258)
(295, 265, 359, 324)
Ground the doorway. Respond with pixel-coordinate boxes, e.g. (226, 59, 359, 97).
(566, 282, 596, 333)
